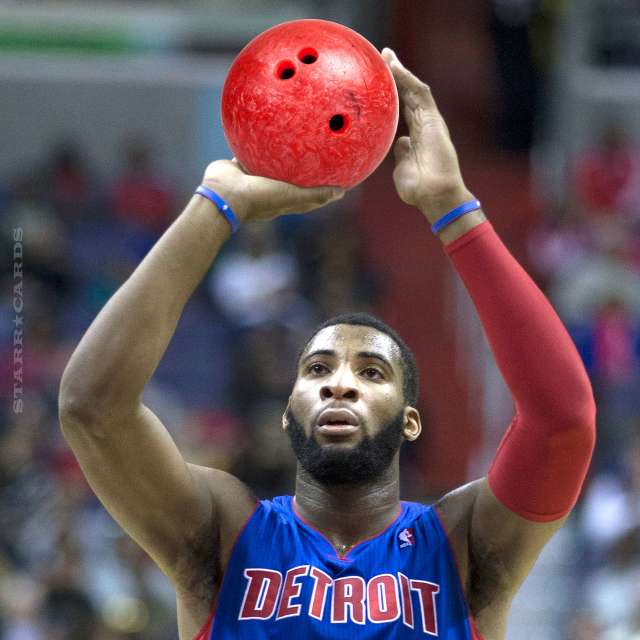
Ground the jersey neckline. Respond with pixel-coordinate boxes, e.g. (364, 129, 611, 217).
(289, 495, 405, 560)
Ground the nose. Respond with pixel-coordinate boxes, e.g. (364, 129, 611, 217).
(320, 366, 359, 401)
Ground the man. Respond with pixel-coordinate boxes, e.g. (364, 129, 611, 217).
(58, 49, 596, 639)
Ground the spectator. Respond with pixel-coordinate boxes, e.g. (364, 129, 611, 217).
(572, 122, 640, 219)
(208, 222, 312, 330)
(47, 143, 97, 222)
(111, 138, 174, 237)
(549, 222, 640, 324)
(567, 611, 602, 640)
(526, 205, 592, 285)
(581, 434, 640, 550)
(0, 573, 45, 640)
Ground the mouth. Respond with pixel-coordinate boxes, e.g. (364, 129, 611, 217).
(316, 424, 359, 437)
(316, 408, 359, 437)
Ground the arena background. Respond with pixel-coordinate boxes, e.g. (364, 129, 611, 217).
(2, 1, 639, 638)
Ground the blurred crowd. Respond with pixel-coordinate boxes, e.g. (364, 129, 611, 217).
(0, 139, 387, 639)
(528, 122, 640, 639)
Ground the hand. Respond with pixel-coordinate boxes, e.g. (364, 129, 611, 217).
(200, 159, 345, 223)
(381, 48, 475, 223)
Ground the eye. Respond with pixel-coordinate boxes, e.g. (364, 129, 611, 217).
(362, 367, 383, 380)
(308, 362, 329, 376)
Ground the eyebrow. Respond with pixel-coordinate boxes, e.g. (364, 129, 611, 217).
(302, 349, 336, 363)
(301, 349, 394, 371)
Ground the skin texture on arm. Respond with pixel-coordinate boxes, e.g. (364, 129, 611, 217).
(382, 47, 595, 637)
(58, 159, 344, 592)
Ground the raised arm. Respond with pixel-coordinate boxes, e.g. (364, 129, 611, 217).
(382, 48, 595, 624)
(58, 158, 344, 587)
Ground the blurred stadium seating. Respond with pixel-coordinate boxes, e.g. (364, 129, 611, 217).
(1, 1, 640, 638)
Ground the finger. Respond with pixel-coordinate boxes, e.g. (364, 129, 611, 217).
(382, 48, 439, 115)
(231, 157, 250, 174)
(253, 178, 345, 215)
(393, 136, 413, 163)
(284, 184, 346, 213)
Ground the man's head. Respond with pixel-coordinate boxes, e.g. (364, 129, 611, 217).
(283, 313, 421, 486)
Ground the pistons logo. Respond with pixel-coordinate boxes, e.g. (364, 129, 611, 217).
(398, 528, 414, 548)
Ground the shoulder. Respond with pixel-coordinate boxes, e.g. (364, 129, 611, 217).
(189, 464, 258, 527)
(192, 468, 297, 550)
(396, 497, 469, 559)
(400, 489, 478, 532)
(435, 480, 481, 529)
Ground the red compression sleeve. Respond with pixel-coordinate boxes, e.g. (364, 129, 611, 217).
(445, 221, 596, 522)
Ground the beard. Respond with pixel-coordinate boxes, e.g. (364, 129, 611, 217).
(284, 406, 405, 486)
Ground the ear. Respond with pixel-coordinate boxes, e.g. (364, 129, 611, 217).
(403, 406, 422, 441)
(282, 400, 291, 432)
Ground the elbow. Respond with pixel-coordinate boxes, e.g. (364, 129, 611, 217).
(58, 389, 99, 433)
(552, 362, 596, 429)
(58, 369, 104, 432)
(570, 373, 596, 433)
(579, 391, 597, 456)
(58, 375, 140, 439)
(58, 391, 116, 443)
(527, 371, 596, 449)
(556, 380, 597, 456)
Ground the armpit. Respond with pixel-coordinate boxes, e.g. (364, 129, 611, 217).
(176, 519, 222, 602)
(467, 538, 513, 615)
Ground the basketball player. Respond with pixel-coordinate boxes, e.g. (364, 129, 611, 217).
(58, 48, 596, 639)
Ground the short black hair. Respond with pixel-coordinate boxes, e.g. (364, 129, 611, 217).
(297, 312, 419, 406)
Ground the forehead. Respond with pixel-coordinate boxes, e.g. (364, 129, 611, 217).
(303, 324, 402, 367)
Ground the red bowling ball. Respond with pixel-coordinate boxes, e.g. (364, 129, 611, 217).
(221, 19, 399, 189)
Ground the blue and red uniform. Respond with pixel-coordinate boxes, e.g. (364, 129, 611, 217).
(195, 496, 483, 639)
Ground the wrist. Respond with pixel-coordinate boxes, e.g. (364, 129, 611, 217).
(418, 188, 487, 245)
(437, 209, 487, 245)
(200, 179, 250, 224)
(418, 187, 475, 224)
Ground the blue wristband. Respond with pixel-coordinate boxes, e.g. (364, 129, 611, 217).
(195, 185, 240, 233)
(431, 199, 482, 234)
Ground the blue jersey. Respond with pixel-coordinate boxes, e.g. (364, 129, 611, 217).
(194, 496, 483, 639)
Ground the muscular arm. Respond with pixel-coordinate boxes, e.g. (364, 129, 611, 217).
(382, 48, 596, 626)
(58, 161, 342, 586)
(58, 191, 255, 584)
(444, 221, 596, 522)
(439, 219, 595, 598)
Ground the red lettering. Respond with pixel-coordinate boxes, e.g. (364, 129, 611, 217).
(398, 572, 414, 628)
(367, 574, 400, 623)
(410, 579, 440, 636)
(332, 576, 365, 624)
(309, 566, 332, 620)
(276, 565, 309, 620)
(239, 569, 282, 620)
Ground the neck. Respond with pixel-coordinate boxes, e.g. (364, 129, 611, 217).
(293, 458, 401, 549)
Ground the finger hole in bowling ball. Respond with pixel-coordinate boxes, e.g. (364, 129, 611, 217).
(276, 60, 296, 80)
(298, 47, 318, 64)
(329, 114, 348, 134)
